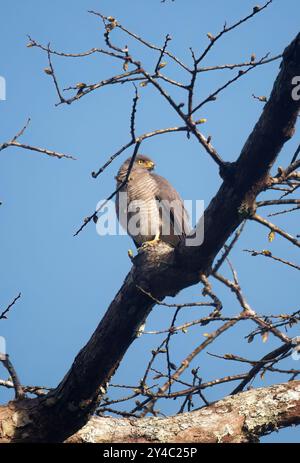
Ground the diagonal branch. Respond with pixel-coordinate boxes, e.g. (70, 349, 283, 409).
(252, 213, 300, 247)
(196, 1, 273, 66)
(0, 293, 21, 320)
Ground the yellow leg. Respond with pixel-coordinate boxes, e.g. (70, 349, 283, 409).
(140, 231, 160, 249)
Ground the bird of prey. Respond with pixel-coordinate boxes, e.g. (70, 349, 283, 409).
(115, 154, 190, 248)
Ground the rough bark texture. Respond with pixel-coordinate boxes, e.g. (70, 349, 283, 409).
(66, 381, 300, 443)
(1, 381, 299, 443)
(0, 33, 299, 443)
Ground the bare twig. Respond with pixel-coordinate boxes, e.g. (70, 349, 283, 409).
(291, 143, 300, 164)
(130, 85, 139, 140)
(0, 120, 75, 160)
(213, 221, 246, 273)
(46, 44, 66, 104)
(244, 249, 300, 271)
(87, 11, 191, 72)
(135, 318, 238, 417)
(257, 199, 300, 207)
(0, 293, 21, 320)
(154, 34, 172, 74)
(0, 379, 50, 397)
(91, 126, 188, 179)
(197, 54, 281, 72)
(231, 342, 292, 395)
(267, 205, 300, 217)
(74, 141, 141, 236)
(136, 286, 216, 309)
(195, 1, 273, 65)
(252, 213, 300, 248)
(0, 355, 25, 399)
(192, 54, 270, 115)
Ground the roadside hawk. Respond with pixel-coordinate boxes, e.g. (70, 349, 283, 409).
(115, 154, 190, 248)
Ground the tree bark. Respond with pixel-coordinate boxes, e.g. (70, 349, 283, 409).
(64, 381, 300, 443)
(0, 33, 299, 443)
(1, 381, 299, 443)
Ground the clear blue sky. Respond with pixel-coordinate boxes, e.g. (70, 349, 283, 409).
(0, 0, 299, 443)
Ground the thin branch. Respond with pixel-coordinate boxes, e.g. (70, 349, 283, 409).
(136, 286, 216, 309)
(130, 85, 139, 141)
(0, 379, 50, 397)
(195, 1, 273, 65)
(252, 213, 300, 248)
(91, 126, 188, 179)
(59, 69, 141, 106)
(46, 44, 66, 104)
(257, 199, 300, 207)
(0, 120, 75, 160)
(197, 54, 281, 72)
(274, 159, 300, 180)
(154, 34, 172, 74)
(267, 205, 300, 217)
(213, 270, 290, 344)
(0, 293, 21, 320)
(143, 314, 267, 335)
(130, 374, 248, 401)
(291, 142, 300, 164)
(0, 355, 25, 400)
(141, 69, 225, 168)
(74, 141, 141, 236)
(192, 54, 270, 115)
(27, 36, 111, 58)
(140, 340, 167, 389)
(165, 307, 182, 394)
(136, 318, 238, 416)
(87, 11, 191, 72)
(91, 140, 135, 179)
(213, 221, 246, 273)
(244, 249, 300, 271)
(213, 271, 253, 314)
(0, 141, 76, 160)
(11, 118, 31, 142)
(231, 342, 292, 395)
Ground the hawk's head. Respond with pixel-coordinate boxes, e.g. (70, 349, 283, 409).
(133, 154, 155, 171)
(116, 154, 155, 182)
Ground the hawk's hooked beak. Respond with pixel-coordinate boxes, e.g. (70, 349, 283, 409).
(145, 160, 155, 170)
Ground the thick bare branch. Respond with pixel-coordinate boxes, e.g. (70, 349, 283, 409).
(65, 381, 300, 443)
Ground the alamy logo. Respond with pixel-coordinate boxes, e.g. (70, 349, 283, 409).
(95, 194, 205, 246)
(292, 76, 300, 101)
(291, 337, 300, 361)
(0, 76, 6, 101)
(0, 336, 6, 360)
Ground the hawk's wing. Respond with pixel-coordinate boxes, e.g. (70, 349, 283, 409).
(151, 173, 190, 242)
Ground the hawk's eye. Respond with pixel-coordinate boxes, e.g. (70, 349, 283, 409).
(137, 160, 144, 165)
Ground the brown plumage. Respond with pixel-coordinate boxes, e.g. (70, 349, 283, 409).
(115, 155, 190, 248)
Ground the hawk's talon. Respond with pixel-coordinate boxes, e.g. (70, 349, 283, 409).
(139, 234, 160, 250)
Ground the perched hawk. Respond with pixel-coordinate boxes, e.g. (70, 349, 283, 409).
(115, 155, 190, 248)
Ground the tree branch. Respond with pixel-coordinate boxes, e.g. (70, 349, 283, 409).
(65, 380, 300, 443)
